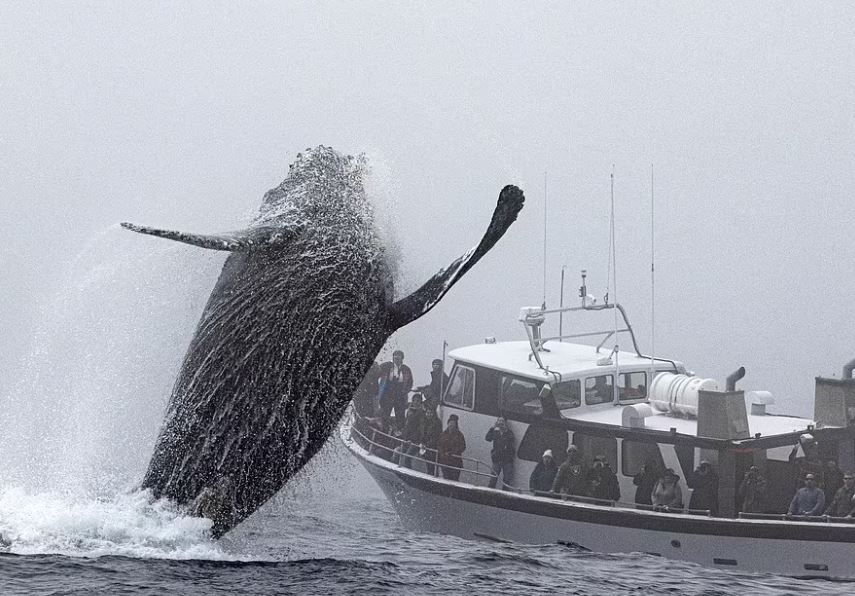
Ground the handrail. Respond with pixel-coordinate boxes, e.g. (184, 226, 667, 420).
(531, 490, 711, 515)
(738, 512, 855, 524)
(348, 411, 525, 492)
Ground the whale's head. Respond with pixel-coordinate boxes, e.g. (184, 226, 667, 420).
(256, 146, 370, 226)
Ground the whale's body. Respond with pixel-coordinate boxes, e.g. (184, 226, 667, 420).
(123, 147, 523, 536)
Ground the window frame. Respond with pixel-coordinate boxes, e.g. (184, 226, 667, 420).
(552, 379, 582, 410)
(443, 363, 477, 411)
(619, 371, 648, 401)
(584, 374, 615, 405)
(621, 439, 665, 477)
(499, 374, 545, 417)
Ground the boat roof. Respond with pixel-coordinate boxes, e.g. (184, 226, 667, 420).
(448, 340, 672, 382)
(447, 340, 817, 439)
(565, 402, 815, 439)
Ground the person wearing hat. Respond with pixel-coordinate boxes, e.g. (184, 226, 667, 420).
(788, 473, 825, 516)
(552, 444, 589, 497)
(825, 472, 855, 517)
(529, 449, 559, 494)
(651, 468, 684, 511)
(587, 454, 621, 502)
(687, 460, 719, 515)
(418, 359, 449, 412)
(437, 414, 466, 481)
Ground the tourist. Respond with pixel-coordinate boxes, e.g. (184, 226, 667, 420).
(378, 350, 413, 430)
(529, 449, 558, 494)
(687, 461, 719, 515)
(633, 460, 660, 507)
(588, 455, 620, 502)
(651, 468, 684, 511)
(485, 417, 516, 490)
(788, 433, 823, 488)
(400, 393, 426, 468)
(822, 459, 844, 505)
(418, 358, 449, 412)
(824, 472, 855, 517)
(437, 414, 466, 481)
(421, 406, 443, 475)
(738, 466, 768, 514)
(552, 445, 589, 497)
(787, 473, 825, 516)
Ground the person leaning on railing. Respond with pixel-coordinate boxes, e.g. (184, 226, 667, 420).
(823, 471, 855, 517)
(651, 468, 684, 511)
(787, 473, 825, 516)
(529, 449, 558, 493)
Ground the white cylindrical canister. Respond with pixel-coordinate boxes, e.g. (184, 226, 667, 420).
(648, 372, 720, 416)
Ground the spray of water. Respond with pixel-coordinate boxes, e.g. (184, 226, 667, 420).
(0, 225, 229, 557)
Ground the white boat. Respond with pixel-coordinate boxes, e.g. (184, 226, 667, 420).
(341, 279, 855, 579)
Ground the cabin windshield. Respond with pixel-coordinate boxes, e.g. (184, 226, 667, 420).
(553, 380, 581, 410)
(618, 371, 648, 401)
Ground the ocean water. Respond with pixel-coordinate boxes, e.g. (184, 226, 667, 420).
(0, 228, 851, 595)
(1, 442, 854, 596)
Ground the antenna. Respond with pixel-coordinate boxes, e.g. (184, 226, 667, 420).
(610, 167, 620, 405)
(649, 163, 656, 387)
(542, 171, 548, 308)
(559, 265, 566, 341)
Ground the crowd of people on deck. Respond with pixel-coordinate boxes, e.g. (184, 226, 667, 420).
(353, 351, 467, 481)
(354, 360, 855, 519)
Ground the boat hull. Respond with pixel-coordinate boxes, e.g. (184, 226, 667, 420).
(341, 423, 855, 579)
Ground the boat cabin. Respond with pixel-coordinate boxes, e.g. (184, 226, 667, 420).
(436, 302, 855, 517)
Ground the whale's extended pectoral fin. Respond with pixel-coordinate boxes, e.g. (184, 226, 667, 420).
(120, 222, 303, 251)
(386, 184, 524, 331)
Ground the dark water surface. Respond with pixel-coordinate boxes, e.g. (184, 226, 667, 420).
(1, 463, 854, 596)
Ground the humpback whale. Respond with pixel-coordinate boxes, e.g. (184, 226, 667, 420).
(122, 146, 524, 537)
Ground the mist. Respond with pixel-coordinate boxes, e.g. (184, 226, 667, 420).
(2, 0, 853, 481)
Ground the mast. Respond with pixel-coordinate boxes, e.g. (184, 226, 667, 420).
(610, 168, 620, 405)
(542, 171, 548, 309)
(649, 163, 656, 390)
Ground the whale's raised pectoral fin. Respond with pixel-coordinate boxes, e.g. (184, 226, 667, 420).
(120, 222, 302, 251)
(386, 184, 524, 331)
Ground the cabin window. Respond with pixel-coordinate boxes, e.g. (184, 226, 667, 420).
(444, 365, 475, 410)
(584, 374, 614, 405)
(553, 380, 581, 410)
(572, 433, 617, 471)
(619, 371, 647, 401)
(621, 440, 664, 477)
(499, 375, 544, 416)
(518, 424, 569, 463)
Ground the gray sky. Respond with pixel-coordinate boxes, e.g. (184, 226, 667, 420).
(1, 1, 853, 432)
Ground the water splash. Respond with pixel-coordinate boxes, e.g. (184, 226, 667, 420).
(0, 225, 225, 557)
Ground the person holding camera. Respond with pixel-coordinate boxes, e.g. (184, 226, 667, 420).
(738, 465, 768, 514)
(687, 460, 719, 515)
(485, 417, 515, 490)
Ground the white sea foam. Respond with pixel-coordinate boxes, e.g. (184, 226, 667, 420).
(0, 485, 233, 559)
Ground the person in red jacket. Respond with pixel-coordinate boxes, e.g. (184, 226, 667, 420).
(437, 414, 466, 481)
